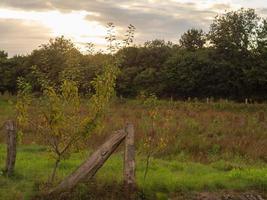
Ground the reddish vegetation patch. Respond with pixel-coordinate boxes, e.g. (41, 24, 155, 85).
(12, 100, 267, 162)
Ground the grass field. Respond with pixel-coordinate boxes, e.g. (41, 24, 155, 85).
(1, 145, 267, 200)
(1, 96, 267, 199)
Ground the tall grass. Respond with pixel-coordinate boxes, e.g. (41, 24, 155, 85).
(1, 97, 267, 160)
(1, 97, 267, 199)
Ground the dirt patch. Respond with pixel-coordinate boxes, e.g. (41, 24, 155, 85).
(170, 191, 266, 200)
(32, 180, 267, 200)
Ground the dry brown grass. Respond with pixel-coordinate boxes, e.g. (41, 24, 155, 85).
(95, 100, 267, 162)
(1, 97, 267, 162)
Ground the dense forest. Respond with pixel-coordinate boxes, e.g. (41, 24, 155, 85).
(0, 8, 267, 100)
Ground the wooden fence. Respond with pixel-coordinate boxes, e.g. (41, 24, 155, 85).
(4, 120, 17, 177)
(4, 121, 136, 199)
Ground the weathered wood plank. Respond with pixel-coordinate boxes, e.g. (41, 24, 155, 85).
(49, 129, 127, 194)
(5, 120, 17, 176)
(124, 123, 136, 199)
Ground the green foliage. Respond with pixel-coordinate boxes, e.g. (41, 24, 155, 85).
(86, 42, 95, 55)
(38, 79, 81, 156)
(84, 63, 119, 133)
(141, 94, 166, 153)
(0, 53, 27, 94)
(0, 8, 267, 100)
(2, 95, 267, 197)
(1, 144, 267, 200)
(209, 8, 261, 53)
(27, 36, 84, 91)
(139, 94, 168, 181)
(15, 78, 32, 141)
(117, 39, 173, 97)
(179, 28, 206, 50)
(124, 24, 136, 47)
(34, 60, 119, 182)
(105, 22, 117, 54)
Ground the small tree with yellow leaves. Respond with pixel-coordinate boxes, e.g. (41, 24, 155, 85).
(16, 77, 32, 142)
(15, 23, 132, 183)
(140, 94, 168, 180)
(35, 63, 119, 183)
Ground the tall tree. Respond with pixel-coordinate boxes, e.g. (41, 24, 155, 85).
(27, 36, 83, 91)
(209, 8, 261, 55)
(116, 40, 174, 97)
(179, 29, 206, 50)
(0, 52, 27, 94)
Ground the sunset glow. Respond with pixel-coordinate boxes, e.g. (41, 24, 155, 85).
(0, 0, 266, 55)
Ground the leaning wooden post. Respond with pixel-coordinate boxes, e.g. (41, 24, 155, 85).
(4, 120, 17, 176)
(124, 123, 136, 199)
(49, 130, 127, 195)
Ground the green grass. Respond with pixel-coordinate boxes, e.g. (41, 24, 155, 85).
(0, 144, 267, 200)
(0, 98, 15, 143)
(0, 97, 14, 119)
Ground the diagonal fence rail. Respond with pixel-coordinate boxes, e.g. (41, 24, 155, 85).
(3, 121, 136, 198)
(49, 123, 136, 198)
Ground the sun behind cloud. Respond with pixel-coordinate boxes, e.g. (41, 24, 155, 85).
(0, 0, 266, 56)
(0, 8, 107, 53)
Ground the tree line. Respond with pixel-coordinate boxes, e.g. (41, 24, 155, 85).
(0, 8, 267, 100)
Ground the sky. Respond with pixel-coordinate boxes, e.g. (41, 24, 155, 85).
(0, 0, 267, 56)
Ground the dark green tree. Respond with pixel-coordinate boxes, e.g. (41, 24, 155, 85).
(0, 52, 27, 94)
(27, 36, 83, 91)
(179, 29, 206, 50)
(209, 8, 260, 55)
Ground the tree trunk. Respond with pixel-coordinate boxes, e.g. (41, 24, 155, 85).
(124, 123, 136, 199)
(49, 129, 127, 195)
(50, 157, 60, 183)
(144, 152, 151, 181)
(5, 120, 17, 176)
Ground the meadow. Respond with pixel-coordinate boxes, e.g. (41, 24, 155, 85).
(1, 95, 267, 199)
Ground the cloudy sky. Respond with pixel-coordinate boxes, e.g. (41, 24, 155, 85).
(0, 0, 267, 56)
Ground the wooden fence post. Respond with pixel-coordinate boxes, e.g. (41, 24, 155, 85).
(49, 129, 127, 195)
(124, 123, 136, 199)
(49, 124, 136, 198)
(4, 120, 17, 176)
